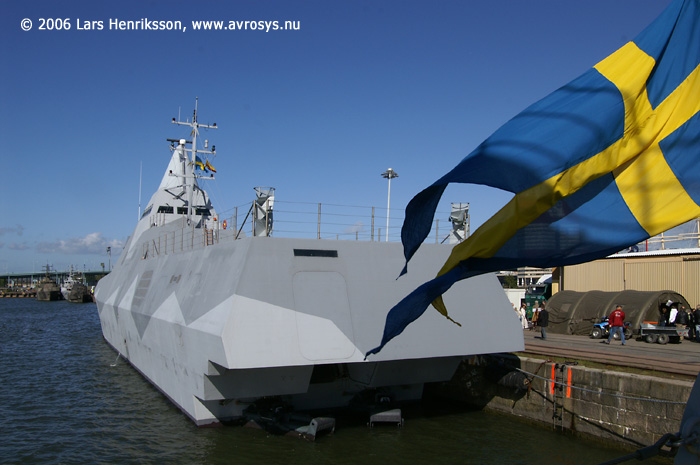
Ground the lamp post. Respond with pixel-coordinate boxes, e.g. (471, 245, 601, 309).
(381, 168, 399, 242)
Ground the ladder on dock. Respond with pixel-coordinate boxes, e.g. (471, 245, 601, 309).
(550, 362, 576, 430)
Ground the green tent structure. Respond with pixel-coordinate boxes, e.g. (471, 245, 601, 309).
(546, 290, 691, 336)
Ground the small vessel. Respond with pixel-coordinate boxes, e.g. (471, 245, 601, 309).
(36, 264, 63, 301)
(61, 267, 92, 303)
(94, 102, 524, 428)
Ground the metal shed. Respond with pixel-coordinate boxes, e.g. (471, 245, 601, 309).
(556, 249, 700, 308)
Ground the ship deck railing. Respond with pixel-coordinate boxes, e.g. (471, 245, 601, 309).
(140, 200, 463, 259)
(140, 200, 700, 260)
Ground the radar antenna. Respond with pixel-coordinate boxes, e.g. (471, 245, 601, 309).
(170, 97, 218, 223)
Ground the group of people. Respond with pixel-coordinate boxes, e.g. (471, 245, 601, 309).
(662, 303, 700, 342)
(515, 300, 700, 344)
(607, 302, 700, 345)
(517, 302, 549, 340)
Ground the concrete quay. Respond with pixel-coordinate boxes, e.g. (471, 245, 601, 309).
(435, 329, 700, 453)
(0, 288, 37, 298)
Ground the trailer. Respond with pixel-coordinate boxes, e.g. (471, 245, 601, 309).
(639, 322, 689, 344)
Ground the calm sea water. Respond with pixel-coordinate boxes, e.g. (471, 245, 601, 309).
(0, 298, 666, 465)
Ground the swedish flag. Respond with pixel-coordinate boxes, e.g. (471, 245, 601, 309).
(194, 157, 217, 173)
(195, 156, 206, 171)
(367, 0, 700, 357)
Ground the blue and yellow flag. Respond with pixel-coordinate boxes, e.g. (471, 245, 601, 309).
(367, 0, 700, 357)
(195, 156, 206, 171)
(194, 156, 216, 173)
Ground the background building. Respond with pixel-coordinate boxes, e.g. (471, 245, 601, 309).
(552, 218, 700, 308)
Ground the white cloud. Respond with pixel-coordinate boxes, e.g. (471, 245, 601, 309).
(36, 232, 123, 255)
(0, 224, 24, 236)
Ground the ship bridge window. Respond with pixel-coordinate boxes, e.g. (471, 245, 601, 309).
(157, 206, 174, 214)
(141, 205, 153, 219)
(171, 207, 209, 216)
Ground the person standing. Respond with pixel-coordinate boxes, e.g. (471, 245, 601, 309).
(538, 304, 549, 340)
(530, 302, 540, 331)
(669, 306, 678, 325)
(694, 305, 700, 343)
(519, 303, 529, 330)
(659, 306, 670, 327)
(681, 306, 694, 340)
(606, 305, 626, 345)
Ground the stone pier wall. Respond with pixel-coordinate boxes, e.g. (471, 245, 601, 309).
(432, 354, 694, 448)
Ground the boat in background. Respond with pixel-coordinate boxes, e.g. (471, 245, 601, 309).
(94, 102, 524, 430)
(61, 267, 92, 303)
(36, 264, 63, 302)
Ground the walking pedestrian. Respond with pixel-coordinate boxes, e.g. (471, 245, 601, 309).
(606, 305, 626, 345)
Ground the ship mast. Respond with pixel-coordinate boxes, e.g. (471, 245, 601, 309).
(171, 98, 217, 224)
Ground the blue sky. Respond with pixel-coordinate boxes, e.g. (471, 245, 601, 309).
(0, 0, 672, 273)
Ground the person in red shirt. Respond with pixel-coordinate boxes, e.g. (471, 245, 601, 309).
(606, 305, 626, 345)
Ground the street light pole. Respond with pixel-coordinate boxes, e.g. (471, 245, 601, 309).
(381, 168, 399, 242)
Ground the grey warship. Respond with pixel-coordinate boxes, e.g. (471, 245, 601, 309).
(36, 265, 63, 301)
(94, 103, 524, 427)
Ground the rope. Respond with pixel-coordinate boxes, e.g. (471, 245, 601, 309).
(595, 433, 679, 464)
(513, 364, 698, 462)
(515, 366, 688, 405)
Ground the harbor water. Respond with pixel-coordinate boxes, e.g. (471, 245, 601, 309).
(0, 298, 668, 464)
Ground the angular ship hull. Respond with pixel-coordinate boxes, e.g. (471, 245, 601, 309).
(37, 267, 63, 301)
(36, 288, 62, 301)
(94, 106, 524, 426)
